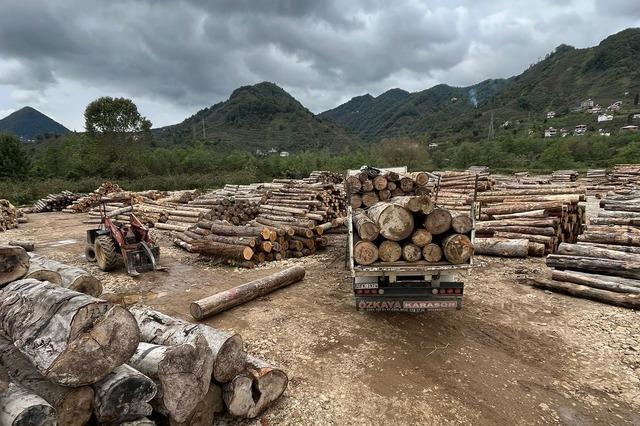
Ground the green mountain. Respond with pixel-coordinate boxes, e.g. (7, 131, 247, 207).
(0, 107, 69, 141)
(320, 28, 640, 144)
(154, 82, 360, 152)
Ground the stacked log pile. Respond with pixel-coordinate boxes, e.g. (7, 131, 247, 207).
(610, 164, 640, 188)
(585, 168, 615, 196)
(0, 250, 289, 422)
(351, 199, 474, 266)
(551, 170, 578, 183)
(524, 191, 640, 308)
(346, 167, 432, 209)
(305, 170, 343, 184)
(430, 169, 494, 213)
(474, 183, 586, 256)
(26, 191, 83, 213)
(187, 184, 265, 225)
(64, 181, 123, 212)
(0, 200, 18, 232)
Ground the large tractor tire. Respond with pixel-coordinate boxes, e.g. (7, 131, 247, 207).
(95, 236, 118, 271)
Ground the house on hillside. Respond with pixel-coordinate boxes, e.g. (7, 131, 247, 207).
(450, 97, 458, 102)
(588, 105, 603, 114)
(546, 111, 556, 119)
(598, 129, 611, 137)
(581, 99, 594, 109)
(501, 121, 511, 129)
(560, 128, 570, 137)
(428, 143, 439, 150)
(598, 114, 613, 122)
(279, 151, 290, 157)
(575, 124, 587, 135)
(621, 125, 639, 133)
(632, 113, 640, 120)
(544, 127, 557, 137)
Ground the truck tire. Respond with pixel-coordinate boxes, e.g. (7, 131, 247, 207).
(95, 236, 118, 271)
(85, 245, 97, 262)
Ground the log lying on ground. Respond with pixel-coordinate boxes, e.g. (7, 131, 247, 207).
(522, 278, 640, 309)
(0, 382, 56, 426)
(128, 342, 205, 423)
(551, 270, 640, 294)
(190, 266, 306, 320)
(170, 383, 221, 426)
(0, 337, 93, 426)
(121, 419, 156, 426)
(556, 243, 640, 263)
(0, 279, 140, 386)
(28, 254, 102, 296)
(7, 241, 34, 252)
(91, 364, 157, 424)
(577, 232, 640, 247)
(367, 202, 414, 241)
(24, 262, 62, 285)
(0, 246, 29, 286)
(223, 356, 288, 419)
(546, 255, 640, 280)
(129, 306, 246, 383)
(473, 238, 529, 258)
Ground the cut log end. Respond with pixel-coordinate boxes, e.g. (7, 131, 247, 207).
(213, 333, 246, 383)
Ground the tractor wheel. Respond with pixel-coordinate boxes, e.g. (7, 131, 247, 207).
(84, 245, 96, 262)
(95, 236, 118, 271)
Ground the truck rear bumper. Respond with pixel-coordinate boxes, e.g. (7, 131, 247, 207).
(355, 297, 462, 312)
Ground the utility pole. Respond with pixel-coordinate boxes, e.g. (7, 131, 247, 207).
(487, 112, 495, 140)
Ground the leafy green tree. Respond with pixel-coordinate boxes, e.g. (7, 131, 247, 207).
(84, 97, 151, 136)
(0, 133, 31, 178)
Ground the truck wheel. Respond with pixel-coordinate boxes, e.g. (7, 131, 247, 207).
(95, 236, 118, 271)
(85, 245, 96, 262)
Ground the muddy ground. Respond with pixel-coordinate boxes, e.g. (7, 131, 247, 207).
(2, 212, 639, 425)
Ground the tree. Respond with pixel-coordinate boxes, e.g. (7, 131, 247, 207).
(84, 97, 151, 136)
(0, 133, 31, 178)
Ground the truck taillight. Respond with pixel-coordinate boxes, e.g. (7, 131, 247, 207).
(454, 288, 462, 294)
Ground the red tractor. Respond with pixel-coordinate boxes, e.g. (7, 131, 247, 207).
(86, 201, 162, 276)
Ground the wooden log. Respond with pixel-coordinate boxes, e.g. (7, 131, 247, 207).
(210, 224, 273, 240)
(552, 270, 640, 294)
(206, 234, 257, 248)
(451, 213, 473, 234)
(346, 176, 362, 193)
(523, 278, 640, 309)
(0, 279, 140, 386)
(378, 240, 402, 262)
(474, 225, 556, 236)
(352, 210, 379, 241)
(378, 189, 391, 201)
(577, 232, 640, 247)
(546, 255, 640, 280)
(127, 342, 205, 423)
(423, 243, 443, 262)
(367, 202, 414, 241)
(424, 209, 452, 235)
(0, 246, 29, 286)
(170, 383, 221, 426)
(121, 418, 156, 426)
(528, 242, 546, 257)
(411, 229, 432, 247)
(492, 210, 548, 219)
(576, 242, 640, 255)
(353, 240, 378, 265)
(442, 234, 473, 264)
(482, 201, 564, 216)
(91, 364, 156, 424)
(223, 356, 288, 419)
(154, 223, 189, 232)
(473, 238, 528, 258)
(557, 243, 640, 263)
(128, 306, 246, 383)
(190, 266, 306, 320)
(372, 175, 388, 190)
(28, 254, 102, 296)
(390, 196, 421, 213)
(7, 241, 34, 252)
(0, 337, 93, 426)
(350, 194, 362, 209)
(361, 191, 379, 207)
(402, 244, 422, 262)
(0, 381, 56, 426)
(192, 240, 254, 261)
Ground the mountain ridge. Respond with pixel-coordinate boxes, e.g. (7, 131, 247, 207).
(0, 106, 70, 140)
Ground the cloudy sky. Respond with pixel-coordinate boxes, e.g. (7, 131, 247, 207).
(0, 0, 639, 130)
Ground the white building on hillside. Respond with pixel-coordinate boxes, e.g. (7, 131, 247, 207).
(597, 114, 613, 122)
(544, 127, 557, 137)
(546, 111, 556, 119)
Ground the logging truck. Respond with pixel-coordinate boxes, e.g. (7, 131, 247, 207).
(347, 167, 477, 312)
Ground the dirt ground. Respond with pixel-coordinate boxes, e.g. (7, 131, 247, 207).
(2, 212, 640, 425)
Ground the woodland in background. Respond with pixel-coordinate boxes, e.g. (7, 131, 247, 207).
(2, 130, 640, 205)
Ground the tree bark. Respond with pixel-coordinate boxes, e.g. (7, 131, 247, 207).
(557, 243, 640, 263)
(0, 246, 29, 286)
(442, 234, 473, 264)
(169, 383, 221, 426)
(352, 210, 379, 241)
(0, 382, 56, 426)
(128, 306, 246, 383)
(473, 238, 528, 258)
(552, 270, 640, 294)
(0, 337, 93, 426)
(577, 232, 640, 247)
(209, 224, 273, 241)
(422, 243, 443, 262)
(127, 342, 205, 423)
(546, 255, 640, 280)
(190, 266, 306, 320)
(367, 202, 414, 241)
(223, 356, 288, 419)
(378, 240, 402, 262)
(424, 209, 452, 235)
(523, 278, 640, 310)
(0, 279, 139, 386)
(191, 240, 254, 261)
(24, 262, 62, 285)
(28, 254, 102, 297)
(91, 364, 156, 424)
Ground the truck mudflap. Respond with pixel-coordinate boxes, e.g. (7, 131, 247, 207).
(355, 297, 462, 312)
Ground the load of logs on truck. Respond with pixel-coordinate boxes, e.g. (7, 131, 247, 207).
(346, 166, 476, 312)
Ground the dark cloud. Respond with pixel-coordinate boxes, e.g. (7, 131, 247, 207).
(0, 0, 638, 129)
